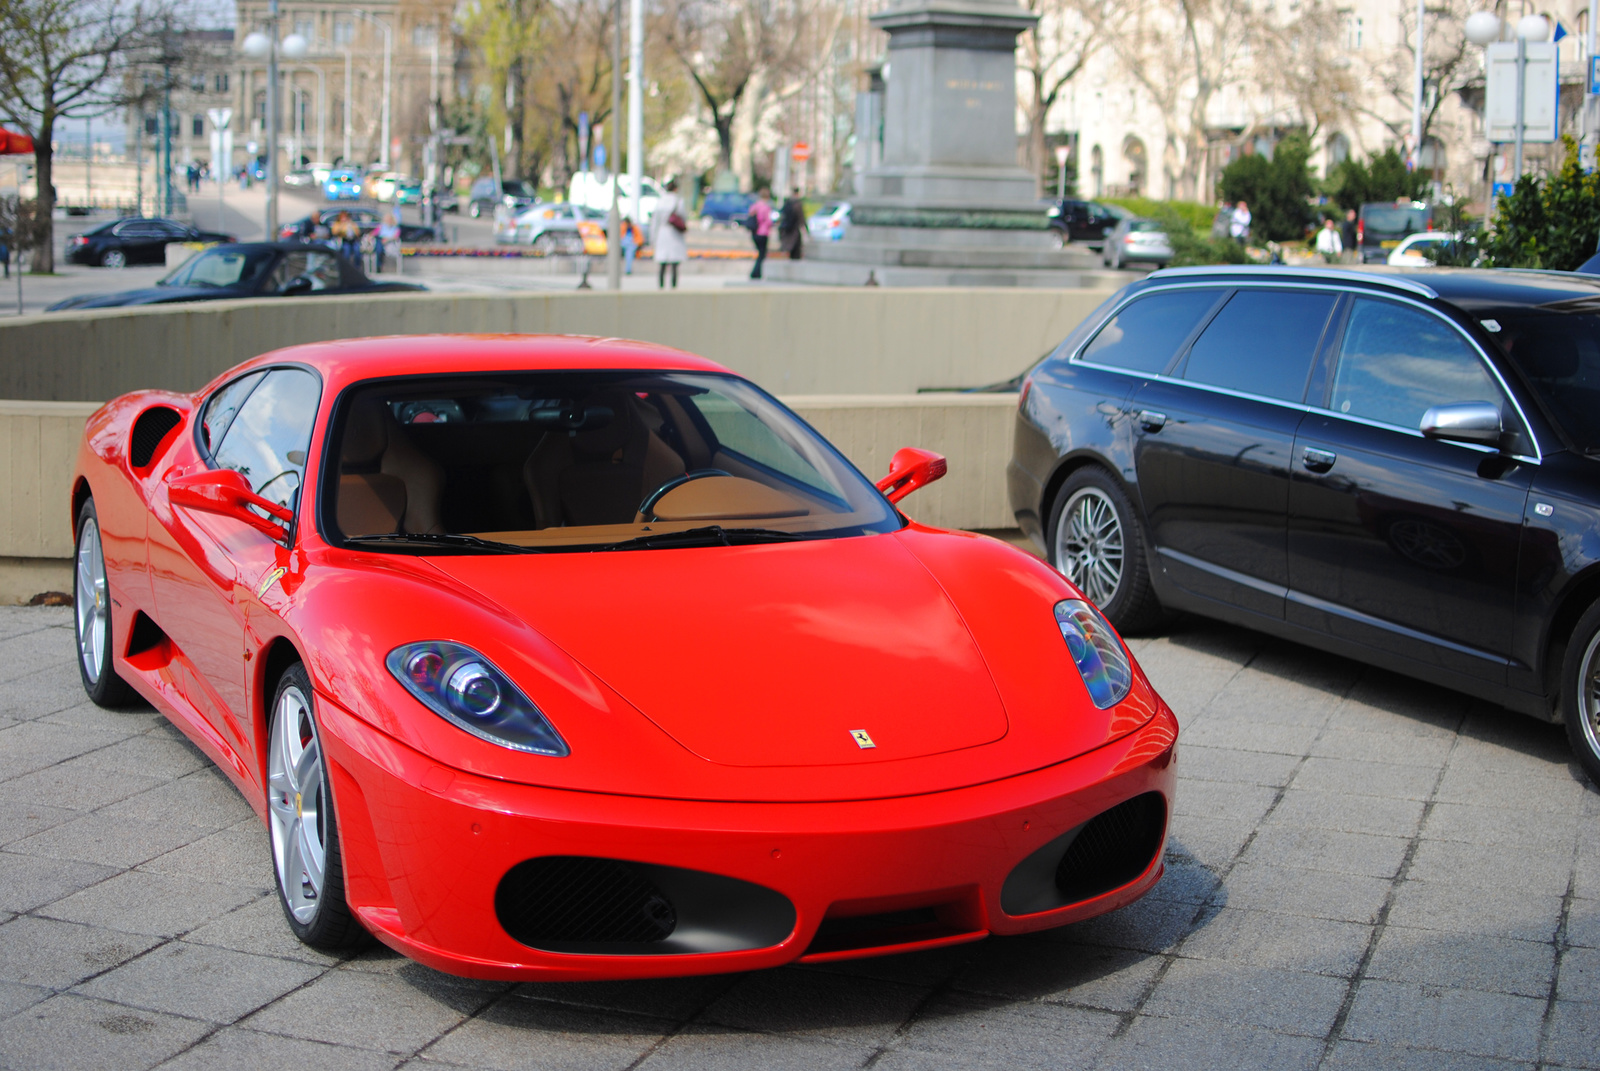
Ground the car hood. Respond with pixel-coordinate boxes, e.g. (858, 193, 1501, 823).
(47, 286, 231, 310)
(428, 532, 1010, 768)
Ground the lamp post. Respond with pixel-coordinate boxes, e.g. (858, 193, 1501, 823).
(1466, 10, 1551, 188)
(242, 7, 308, 238)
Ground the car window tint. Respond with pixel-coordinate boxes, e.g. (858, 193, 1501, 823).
(1183, 289, 1337, 402)
(1330, 298, 1501, 430)
(696, 388, 839, 498)
(200, 371, 267, 453)
(212, 369, 321, 509)
(1079, 288, 1225, 373)
(267, 251, 341, 293)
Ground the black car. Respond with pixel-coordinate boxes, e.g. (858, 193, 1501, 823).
(466, 178, 538, 218)
(278, 208, 434, 243)
(65, 217, 236, 268)
(1358, 201, 1432, 264)
(45, 242, 423, 310)
(1010, 264, 1600, 781)
(1046, 199, 1127, 250)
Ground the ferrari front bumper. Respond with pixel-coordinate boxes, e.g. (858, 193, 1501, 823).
(315, 693, 1178, 981)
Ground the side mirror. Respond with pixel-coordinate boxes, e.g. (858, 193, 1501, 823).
(280, 274, 315, 296)
(1420, 402, 1502, 447)
(169, 468, 294, 543)
(876, 447, 948, 505)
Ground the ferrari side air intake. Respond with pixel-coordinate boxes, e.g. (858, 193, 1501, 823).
(999, 792, 1168, 916)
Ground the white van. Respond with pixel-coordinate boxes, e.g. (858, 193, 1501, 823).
(567, 172, 662, 225)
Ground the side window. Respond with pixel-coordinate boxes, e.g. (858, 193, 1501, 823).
(303, 251, 342, 290)
(199, 371, 267, 453)
(212, 369, 322, 509)
(1182, 289, 1338, 402)
(1330, 298, 1503, 431)
(267, 253, 309, 293)
(1079, 288, 1226, 374)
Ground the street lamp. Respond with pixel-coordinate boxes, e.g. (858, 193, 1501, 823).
(1466, 11, 1551, 189)
(242, 4, 308, 237)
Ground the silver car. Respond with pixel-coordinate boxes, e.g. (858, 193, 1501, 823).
(1102, 217, 1173, 270)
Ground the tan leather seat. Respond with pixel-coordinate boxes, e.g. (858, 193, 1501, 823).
(522, 393, 685, 527)
(337, 400, 446, 535)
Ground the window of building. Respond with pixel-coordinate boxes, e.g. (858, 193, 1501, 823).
(333, 18, 353, 45)
(412, 23, 437, 48)
(145, 116, 159, 136)
(293, 16, 314, 41)
(190, 73, 205, 93)
(193, 114, 205, 138)
(1344, 13, 1363, 50)
(216, 72, 229, 93)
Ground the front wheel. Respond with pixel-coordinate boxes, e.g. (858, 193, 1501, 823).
(1559, 603, 1600, 785)
(531, 232, 556, 255)
(74, 500, 137, 707)
(100, 249, 127, 269)
(267, 664, 367, 950)
(1048, 468, 1163, 634)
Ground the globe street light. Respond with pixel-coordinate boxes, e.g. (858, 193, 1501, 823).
(242, 6, 308, 237)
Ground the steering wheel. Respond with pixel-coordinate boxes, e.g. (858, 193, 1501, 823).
(638, 469, 729, 522)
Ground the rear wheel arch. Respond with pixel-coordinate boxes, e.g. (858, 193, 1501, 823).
(1040, 453, 1144, 537)
(1541, 566, 1600, 703)
(70, 478, 91, 541)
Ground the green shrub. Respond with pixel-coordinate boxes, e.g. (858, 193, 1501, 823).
(1479, 137, 1600, 270)
(1327, 148, 1430, 213)
(1102, 197, 1215, 231)
(1153, 208, 1251, 267)
(1215, 133, 1315, 243)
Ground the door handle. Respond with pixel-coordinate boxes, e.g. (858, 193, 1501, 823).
(1302, 447, 1337, 473)
(1137, 410, 1167, 431)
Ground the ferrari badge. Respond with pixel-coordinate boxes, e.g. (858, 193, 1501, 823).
(850, 729, 876, 749)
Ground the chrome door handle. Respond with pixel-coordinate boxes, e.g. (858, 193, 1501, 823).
(1302, 447, 1337, 472)
(1137, 410, 1167, 431)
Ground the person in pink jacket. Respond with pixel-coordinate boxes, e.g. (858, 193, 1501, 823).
(749, 188, 773, 280)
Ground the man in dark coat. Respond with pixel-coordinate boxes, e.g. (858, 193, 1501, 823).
(778, 187, 805, 260)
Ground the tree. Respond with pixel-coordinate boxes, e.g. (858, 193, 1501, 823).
(1327, 147, 1430, 212)
(1251, 0, 1359, 142)
(1369, 0, 1474, 170)
(0, 0, 172, 273)
(1018, 0, 1102, 197)
(0, 195, 47, 310)
(1216, 132, 1314, 242)
(1480, 138, 1600, 270)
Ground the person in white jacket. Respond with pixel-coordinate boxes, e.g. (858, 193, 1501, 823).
(650, 178, 689, 288)
(1314, 218, 1343, 263)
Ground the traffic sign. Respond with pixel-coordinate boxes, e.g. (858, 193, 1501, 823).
(1591, 54, 1600, 94)
(1492, 182, 1516, 199)
(1485, 41, 1559, 143)
(791, 142, 811, 162)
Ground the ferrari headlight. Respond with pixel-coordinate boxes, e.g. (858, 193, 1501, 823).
(386, 641, 569, 756)
(1054, 599, 1133, 709)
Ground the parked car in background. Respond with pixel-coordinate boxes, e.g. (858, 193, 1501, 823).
(1047, 199, 1128, 250)
(494, 202, 605, 252)
(1010, 263, 1600, 783)
(279, 209, 434, 244)
(65, 217, 235, 268)
(47, 242, 424, 310)
(324, 169, 364, 201)
(283, 168, 318, 188)
(807, 202, 851, 241)
(468, 177, 538, 218)
(1101, 218, 1172, 270)
(1358, 200, 1432, 263)
(568, 172, 662, 225)
(700, 190, 757, 228)
(1387, 232, 1463, 267)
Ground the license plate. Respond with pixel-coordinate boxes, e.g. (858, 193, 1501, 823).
(1380, 240, 1402, 249)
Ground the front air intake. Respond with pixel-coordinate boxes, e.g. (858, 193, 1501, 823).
(1001, 791, 1168, 916)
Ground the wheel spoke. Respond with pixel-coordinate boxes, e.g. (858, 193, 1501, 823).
(296, 810, 325, 898)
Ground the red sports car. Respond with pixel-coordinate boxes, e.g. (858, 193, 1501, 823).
(69, 335, 1178, 980)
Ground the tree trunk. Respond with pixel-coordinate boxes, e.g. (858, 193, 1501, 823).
(32, 121, 53, 274)
(1027, 94, 1047, 198)
(729, 68, 767, 190)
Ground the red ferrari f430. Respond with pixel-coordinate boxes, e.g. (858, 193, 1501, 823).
(69, 335, 1178, 980)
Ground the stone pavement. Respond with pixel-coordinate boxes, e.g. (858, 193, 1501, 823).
(0, 603, 1596, 1070)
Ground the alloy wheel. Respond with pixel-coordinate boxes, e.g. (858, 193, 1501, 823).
(268, 684, 328, 925)
(102, 250, 126, 269)
(1055, 487, 1125, 608)
(74, 518, 108, 684)
(1578, 630, 1600, 771)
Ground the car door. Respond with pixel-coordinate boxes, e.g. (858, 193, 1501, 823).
(111, 221, 161, 264)
(1287, 295, 1532, 683)
(147, 368, 321, 756)
(1128, 286, 1341, 618)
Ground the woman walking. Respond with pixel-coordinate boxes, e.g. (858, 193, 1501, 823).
(778, 187, 805, 261)
(748, 188, 773, 279)
(651, 178, 688, 289)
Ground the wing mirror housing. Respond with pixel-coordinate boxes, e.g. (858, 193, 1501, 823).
(1421, 402, 1502, 447)
(169, 468, 294, 543)
(876, 447, 948, 504)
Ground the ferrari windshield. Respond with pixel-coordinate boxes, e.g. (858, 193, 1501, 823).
(324, 371, 901, 551)
(1491, 311, 1600, 452)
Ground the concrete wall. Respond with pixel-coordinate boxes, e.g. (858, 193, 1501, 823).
(0, 394, 1021, 604)
(0, 287, 1113, 402)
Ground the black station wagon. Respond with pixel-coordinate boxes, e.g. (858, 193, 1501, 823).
(1009, 265, 1600, 781)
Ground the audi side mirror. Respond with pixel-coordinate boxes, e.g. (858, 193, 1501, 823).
(169, 468, 294, 543)
(1420, 402, 1502, 447)
(876, 447, 948, 504)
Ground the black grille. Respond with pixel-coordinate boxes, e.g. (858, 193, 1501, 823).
(129, 407, 182, 468)
(1054, 792, 1166, 903)
(495, 856, 677, 946)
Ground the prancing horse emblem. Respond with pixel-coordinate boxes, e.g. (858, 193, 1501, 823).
(850, 729, 876, 749)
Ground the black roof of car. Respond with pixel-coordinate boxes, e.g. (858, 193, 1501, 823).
(1144, 265, 1600, 313)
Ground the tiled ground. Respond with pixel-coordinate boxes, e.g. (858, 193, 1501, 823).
(0, 604, 1596, 1070)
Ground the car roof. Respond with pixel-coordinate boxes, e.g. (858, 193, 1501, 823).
(214, 335, 734, 398)
(1146, 265, 1600, 310)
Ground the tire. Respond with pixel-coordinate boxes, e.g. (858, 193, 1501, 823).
(1559, 602, 1600, 785)
(531, 232, 556, 255)
(100, 249, 127, 269)
(74, 500, 137, 707)
(1050, 229, 1068, 251)
(1047, 467, 1164, 634)
(469, 202, 481, 218)
(267, 663, 367, 950)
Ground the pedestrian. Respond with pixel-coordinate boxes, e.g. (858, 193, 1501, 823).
(1341, 208, 1358, 262)
(778, 186, 805, 260)
(1229, 200, 1251, 245)
(1313, 218, 1343, 263)
(651, 177, 688, 289)
(748, 188, 773, 279)
(376, 210, 401, 274)
(620, 215, 641, 275)
(331, 210, 361, 262)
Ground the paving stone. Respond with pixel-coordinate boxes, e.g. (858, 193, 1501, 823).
(1386, 880, 1565, 944)
(1404, 839, 1574, 898)
(9, 811, 212, 869)
(1341, 978, 1546, 1061)
(1095, 1013, 1324, 1071)
(1330, 678, 1466, 736)
(419, 992, 670, 1070)
(1365, 925, 1556, 998)
(157, 1025, 404, 1071)
(0, 979, 51, 1020)
(1180, 718, 1323, 756)
(699, 966, 928, 1046)
(1542, 999, 1600, 1069)
(950, 936, 1163, 1011)
(0, 754, 167, 812)
(1213, 861, 1392, 924)
(38, 700, 164, 734)
(1322, 1039, 1536, 1070)
(1060, 893, 1197, 954)
(1289, 756, 1440, 800)
(1556, 945, 1600, 1002)
(1139, 957, 1348, 1036)
(0, 629, 80, 685)
(1310, 728, 1456, 767)
(39, 868, 259, 938)
(1422, 801, 1580, 856)
(0, 850, 117, 913)
(788, 941, 975, 989)
(136, 823, 273, 888)
(0, 992, 212, 1071)
(1174, 745, 1302, 787)
(0, 915, 163, 989)
(244, 967, 496, 1054)
(635, 1025, 871, 1071)
(74, 939, 324, 1024)
(1569, 898, 1600, 949)
(73, 731, 212, 780)
(1262, 789, 1427, 838)
(1166, 816, 1258, 870)
(1176, 906, 1371, 977)
(1172, 779, 1280, 823)
(1240, 824, 1410, 880)
(181, 894, 348, 967)
(881, 994, 1118, 1069)
(98, 767, 255, 829)
(514, 973, 736, 1022)
(0, 719, 129, 781)
(0, 796, 80, 847)
(0, 663, 104, 722)
(1433, 763, 1591, 813)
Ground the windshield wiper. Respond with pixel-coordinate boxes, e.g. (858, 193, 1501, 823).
(344, 532, 533, 554)
(595, 525, 805, 551)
